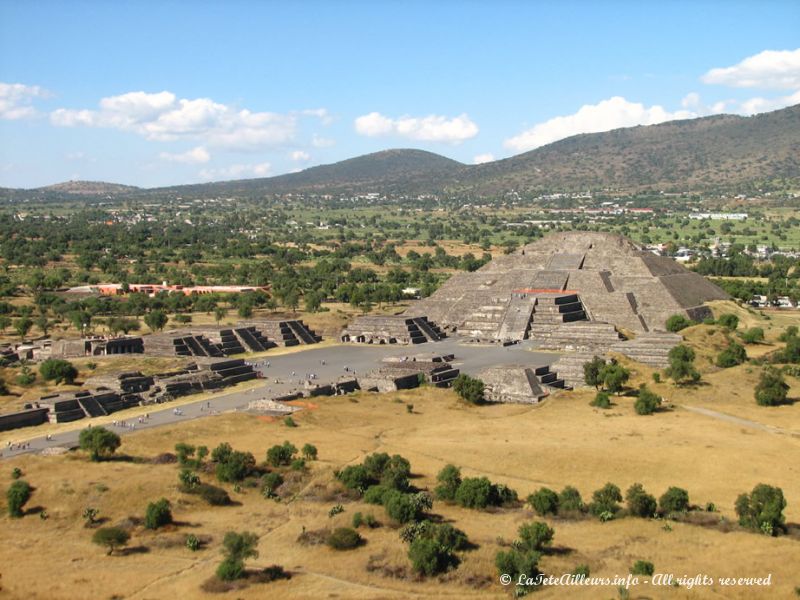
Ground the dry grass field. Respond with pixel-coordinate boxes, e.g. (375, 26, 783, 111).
(1, 372, 798, 600)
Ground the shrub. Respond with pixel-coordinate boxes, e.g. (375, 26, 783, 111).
(39, 358, 78, 384)
(741, 327, 764, 344)
(717, 342, 747, 367)
(144, 498, 173, 529)
(717, 313, 739, 330)
(11, 467, 22, 479)
(665, 345, 701, 384)
(196, 483, 231, 506)
(652, 372, 661, 383)
(15, 367, 35, 386)
(383, 490, 421, 524)
(434, 464, 462, 501)
(631, 560, 654, 576)
(338, 465, 371, 493)
(78, 427, 121, 461)
(634, 385, 662, 415)
(591, 391, 611, 408)
(452, 373, 484, 404)
(409, 537, 458, 575)
(778, 325, 798, 342)
(583, 356, 606, 389)
(735, 484, 786, 536)
(186, 534, 200, 551)
(352, 512, 364, 528)
(266, 441, 297, 467)
(625, 483, 657, 518)
(589, 483, 622, 517)
(6, 479, 32, 518)
(517, 521, 554, 552)
(558, 486, 585, 513)
(217, 531, 259, 581)
(380, 455, 411, 491)
(666, 314, 692, 332)
(600, 363, 630, 394)
(495, 549, 542, 591)
(573, 564, 590, 577)
(178, 469, 200, 489)
(290, 458, 306, 471)
(301, 443, 318, 460)
(774, 335, 800, 363)
(527, 487, 559, 516)
(455, 477, 494, 509)
(327, 527, 362, 550)
(754, 368, 790, 406)
(211, 442, 233, 463)
(215, 450, 255, 483)
(82, 506, 99, 526)
(92, 527, 130, 555)
(363, 484, 392, 505)
(328, 504, 344, 518)
(659, 487, 690, 514)
(261, 472, 284, 498)
(283, 416, 297, 428)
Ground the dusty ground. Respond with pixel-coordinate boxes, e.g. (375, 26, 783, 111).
(1, 372, 798, 600)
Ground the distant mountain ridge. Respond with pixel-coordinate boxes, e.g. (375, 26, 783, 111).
(4, 104, 799, 199)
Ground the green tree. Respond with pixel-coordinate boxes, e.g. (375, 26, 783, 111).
(659, 487, 690, 514)
(517, 521, 554, 552)
(327, 527, 363, 550)
(717, 313, 739, 330)
(754, 368, 789, 406)
(144, 310, 168, 332)
(455, 477, 494, 509)
(214, 306, 227, 324)
(716, 342, 747, 367)
(600, 363, 630, 395)
(634, 385, 662, 415)
(301, 443, 318, 460)
(39, 358, 79, 385)
(13, 317, 33, 340)
(527, 487, 559, 516)
(434, 464, 462, 501)
(583, 356, 606, 389)
(558, 486, 584, 513)
(665, 314, 691, 332)
(7, 479, 32, 518)
(78, 427, 121, 461)
(144, 498, 173, 529)
(216, 531, 259, 581)
(665, 345, 700, 384)
(452, 374, 484, 404)
(409, 537, 458, 576)
(625, 483, 657, 517)
(735, 484, 786, 536)
(740, 327, 764, 344)
(589, 483, 622, 517)
(266, 441, 297, 467)
(92, 527, 130, 555)
(590, 391, 611, 408)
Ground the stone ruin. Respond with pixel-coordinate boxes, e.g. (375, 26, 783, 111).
(406, 231, 728, 345)
(358, 353, 460, 392)
(340, 315, 445, 345)
(479, 364, 569, 404)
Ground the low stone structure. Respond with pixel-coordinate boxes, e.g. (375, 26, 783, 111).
(478, 366, 551, 404)
(38, 389, 143, 423)
(341, 315, 445, 345)
(51, 336, 144, 358)
(358, 356, 460, 392)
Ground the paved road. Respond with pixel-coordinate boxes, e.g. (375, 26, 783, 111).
(1, 339, 557, 460)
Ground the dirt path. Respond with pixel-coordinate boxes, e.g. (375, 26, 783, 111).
(680, 405, 799, 437)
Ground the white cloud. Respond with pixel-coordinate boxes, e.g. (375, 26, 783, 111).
(290, 150, 311, 162)
(354, 111, 478, 143)
(159, 145, 211, 164)
(504, 97, 697, 152)
(702, 49, 800, 90)
(51, 90, 297, 150)
(311, 134, 335, 148)
(473, 153, 495, 164)
(0, 82, 48, 120)
(301, 108, 334, 125)
(198, 162, 271, 181)
(737, 89, 800, 114)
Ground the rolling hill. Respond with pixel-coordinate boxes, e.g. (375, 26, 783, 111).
(3, 104, 799, 200)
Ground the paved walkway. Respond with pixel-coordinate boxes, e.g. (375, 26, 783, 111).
(1, 338, 557, 460)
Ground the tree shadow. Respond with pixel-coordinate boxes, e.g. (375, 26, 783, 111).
(119, 545, 150, 556)
(542, 545, 574, 556)
(25, 505, 46, 516)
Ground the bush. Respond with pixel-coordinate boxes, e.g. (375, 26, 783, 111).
(78, 427, 121, 461)
(283, 416, 297, 428)
(631, 560, 654, 576)
(409, 537, 458, 576)
(452, 373, 484, 404)
(626, 483, 657, 518)
(527, 487, 559, 516)
(301, 443, 318, 460)
(589, 483, 622, 518)
(196, 483, 231, 506)
(717, 342, 747, 367)
(666, 314, 692, 332)
(717, 313, 739, 330)
(179, 469, 200, 489)
(735, 484, 786, 536)
(634, 385, 662, 415)
(754, 368, 790, 406)
(558, 486, 585, 513)
(186, 534, 200, 551)
(266, 441, 297, 467)
(363, 484, 392, 505)
(261, 472, 284, 498)
(39, 358, 78, 384)
(11, 467, 22, 479)
(338, 465, 371, 492)
(217, 531, 258, 581)
(215, 450, 255, 483)
(774, 335, 800, 363)
(590, 391, 611, 408)
(517, 521, 554, 552)
(352, 512, 364, 528)
(380, 455, 411, 491)
(583, 356, 606, 389)
(211, 442, 233, 463)
(599, 363, 631, 395)
(327, 527, 362, 550)
(652, 372, 661, 383)
(665, 345, 701, 384)
(290, 458, 306, 471)
(659, 487, 690, 514)
(495, 549, 542, 590)
(92, 527, 130, 555)
(144, 498, 173, 529)
(328, 504, 344, 518)
(573, 564, 590, 577)
(741, 327, 764, 344)
(434, 464, 462, 501)
(778, 325, 798, 342)
(383, 490, 421, 524)
(455, 477, 494, 509)
(6, 479, 32, 518)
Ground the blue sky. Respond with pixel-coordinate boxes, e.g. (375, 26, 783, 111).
(1, 0, 799, 188)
